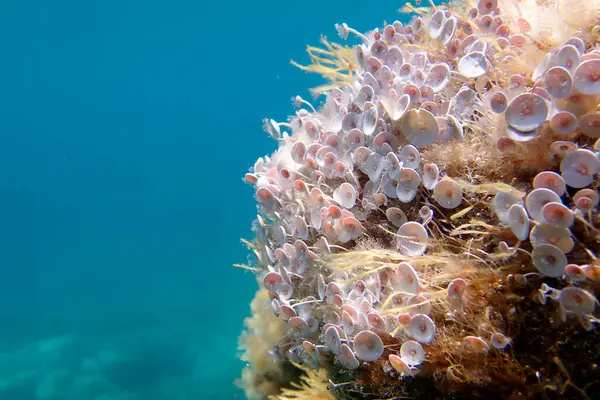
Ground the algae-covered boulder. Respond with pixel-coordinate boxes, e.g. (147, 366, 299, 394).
(237, 1, 600, 398)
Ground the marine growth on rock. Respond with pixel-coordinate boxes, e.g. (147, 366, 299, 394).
(236, 1, 600, 398)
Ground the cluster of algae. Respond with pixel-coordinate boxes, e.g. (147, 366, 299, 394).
(236, 0, 600, 399)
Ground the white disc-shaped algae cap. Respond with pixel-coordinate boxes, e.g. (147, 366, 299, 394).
(271, 298, 282, 317)
(303, 340, 319, 361)
(392, 262, 420, 295)
(400, 108, 439, 148)
(310, 187, 326, 207)
(496, 137, 516, 153)
(508, 204, 530, 241)
(564, 264, 587, 282)
(463, 336, 489, 353)
(340, 343, 360, 370)
(275, 282, 294, 300)
(397, 63, 413, 82)
(381, 175, 399, 199)
(505, 93, 548, 132)
(445, 38, 462, 58)
(458, 52, 488, 78)
(386, 207, 408, 227)
(368, 312, 387, 333)
(532, 86, 552, 101)
(370, 39, 388, 58)
(530, 224, 573, 253)
(389, 354, 411, 374)
(291, 141, 307, 164)
(387, 152, 401, 178)
(525, 188, 561, 222)
(410, 68, 425, 88)
(374, 192, 388, 207)
(333, 182, 357, 209)
(560, 149, 600, 188)
(423, 163, 440, 190)
(316, 273, 326, 300)
(491, 333, 511, 350)
(428, 9, 446, 39)
(386, 46, 403, 68)
(573, 59, 600, 95)
(439, 16, 457, 45)
(409, 314, 436, 344)
(550, 111, 578, 135)
(391, 93, 411, 121)
(490, 91, 508, 113)
(424, 63, 451, 92)
(325, 325, 342, 355)
(564, 36, 585, 54)
(541, 202, 574, 228)
(371, 74, 388, 98)
(544, 66, 573, 98)
(516, 16, 532, 32)
(533, 171, 566, 196)
(280, 304, 297, 321)
(342, 311, 355, 336)
(579, 113, 600, 138)
(295, 216, 309, 240)
(256, 187, 278, 210)
(554, 44, 580, 72)
(467, 38, 488, 54)
(364, 152, 384, 182)
(493, 192, 523, 224)
(397, 222, 428, 256)
(438, 114, 464, 141)
(419, 205, 433, 224)
(478, 0, 496, 14)
(339, 217, 363, 243)
(396, 168, 421, 203)
(454, 87, 475, 117)
(263, 271, 283, 292)
(508, 74, 525, 91)
(342, 112, 360, 133)
(533, 52, 552, 81)
(559, 287, 596, 315)
(289, 316, 309, 337)
(407, 294, 431, 316)
(404, 82, 421, 101)
(327, 107, 344, 133)
(574, 188, 600, 210)
(505, 126, 538, 143)
(433, 179, 463, 209)
(335, 23, 349, 40)
(354, 146, 372, 167)
(532, 243, 567, 278)
(400, 340, 425, 366)
(420, 102, 439, 117)
(346, 128, 365, 150)
(362, 72, 379, 91)
(447, 278, 467, 302)
(550, 140, 577, 158)
(399, 145, 421, 169)
(357, 84, 375, 109)
(555, 90, 596, 117)
(366, 57, 382, 75)
(363, 106, 379, 136)
(353, 330, 384, 362)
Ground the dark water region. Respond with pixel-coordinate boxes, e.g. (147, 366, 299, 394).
(0, 0, 400, 398)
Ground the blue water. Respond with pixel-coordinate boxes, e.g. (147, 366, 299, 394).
(0, 1, 401, 398)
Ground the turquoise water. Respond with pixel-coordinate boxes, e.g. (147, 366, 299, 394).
(0, 1, 400, 398)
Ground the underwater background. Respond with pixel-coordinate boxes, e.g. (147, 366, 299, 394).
(0, 1, 402, 398)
